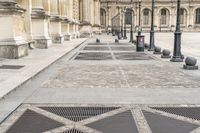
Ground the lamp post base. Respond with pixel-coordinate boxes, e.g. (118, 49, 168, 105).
(170, 56, 183, 62)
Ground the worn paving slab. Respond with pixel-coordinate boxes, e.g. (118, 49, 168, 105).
(0, 34, 200, 132)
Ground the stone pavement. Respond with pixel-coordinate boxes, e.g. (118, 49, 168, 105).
(0, 38, 87, 123)
(0, 34, 200, 133)
(0, 38, 87, 99)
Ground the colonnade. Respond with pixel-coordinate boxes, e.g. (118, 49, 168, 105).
(0, 0, 101, 59)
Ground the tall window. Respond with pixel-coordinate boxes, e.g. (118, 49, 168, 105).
(180, 9, 185, 24)
(161, 9, 167, 25)
(196, 8, 200, 24)
(143, 9, 150, 25)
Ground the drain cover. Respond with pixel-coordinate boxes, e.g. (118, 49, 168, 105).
(114, 52, 154, 60)
(87, 111, 139, 133)
(63, 129, 84, 133)
(143, 111, 199, 133)
(0, 65, 24, 69)
(6, 109, 64, 133)
(111, 46, 135, 51)
(109, 43, 130, 45)
(82, 46, 110, 51)
(87, 43, 107, 45)
(152, 107, 200, 120)
(74, 52, 113, 60)
(39, 106, 119, 122)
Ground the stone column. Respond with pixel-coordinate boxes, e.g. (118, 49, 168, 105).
(49, 0, 64, 44)
(188, 6, 194, 31)
(17, 0, 32, 41)
(80, 0, 92, 38)
(0, 0, 28, 59)
(31, 0, 52, 49)
(93, 0, 101, 34)
(170, 6, 176, 31)
(71, 0, 77, 39)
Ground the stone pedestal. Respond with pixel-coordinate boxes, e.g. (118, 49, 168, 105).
(75, 24, 80, 38)
(69, 23, 76, 39)
(0, 2, 29, 59)
(32, 9, 52, 49)
(80, 22, 93, 38)
(61, 19, 72, 41)
(49, 16, 64, 44)
(93, 24, 101, 34)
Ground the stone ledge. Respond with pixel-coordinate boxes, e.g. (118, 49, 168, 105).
(0, 38, 88, 99)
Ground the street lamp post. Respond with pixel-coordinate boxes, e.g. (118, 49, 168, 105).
(129, 8, 134, 43)
(138, 0, 142, 36)
(123, 7, 127, 39)
(149, 0, 155, 51)
(136, 0, 144, 52)
(170, 0, 183, 62)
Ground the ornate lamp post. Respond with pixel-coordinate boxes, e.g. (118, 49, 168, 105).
(170, 0, 183, 62)
(138, 0, 142, 36)
(129, 8, 134, 43)
(149, 0, 155, 51)
(123, 7, 127, 39)
(136, 0, 144, 52)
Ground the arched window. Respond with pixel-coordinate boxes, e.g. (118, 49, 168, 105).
(180, 9, 184, 24)
(161, 9, 167, 25)
(100, 9, 106, 26)
(143, 9, 150, 25)
(196, 8, 200, 24)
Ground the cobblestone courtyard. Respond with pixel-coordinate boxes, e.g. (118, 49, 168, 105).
(1, 34, 200, 133)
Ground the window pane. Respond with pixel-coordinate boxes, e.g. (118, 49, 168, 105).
(196, 9, 200, 24)
(143, 9, 149, 25)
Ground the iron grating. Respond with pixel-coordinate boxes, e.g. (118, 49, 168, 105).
(143, 111, 199, 133)
(6, 109, 64, 133)
(87, 111, 139, 133)
(114, 52, 154, 60)
(152, 107, 200, 121)
(39, 106, 120, 122)
(63, 129, 84, 133)
(111, 46, 135, 51)
(87, 43, 107, 45)
(109, 43, 130, 45)
(74, 52, 113, 60)
(0, 65, 24, 69)
(82, 46, 110, 51)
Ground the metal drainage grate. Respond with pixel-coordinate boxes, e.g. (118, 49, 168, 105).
(6, 109, 64, 133)
(39, 106, 120, 122)
(82, 46, 110, 51)
(143, 111, 199, 133)
(87, 43, 107, 45)
(87, 111, 139, 133)
(111, 46, 135, 51)
(109, 43, 130, 45)
(63, 129, 84, 133)
(152, 107, 200, 120)
(74, 52, 113, 60)
(0, 65, 24, 69)
(114, 52, 154, 60)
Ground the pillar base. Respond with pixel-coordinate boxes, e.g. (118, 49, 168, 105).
(80, 32, 93, 38)
(51, 35, 64, 44)
(33, 38, 52, 49)
(80, 25, 93, 38)
(64, 34, 72, 41)
(0, 42, 28, 59)
(93, 26, 101, 34)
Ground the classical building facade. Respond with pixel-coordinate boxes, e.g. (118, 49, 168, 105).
(100, 0, 200, 32)
(0, 0, 101, 59)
